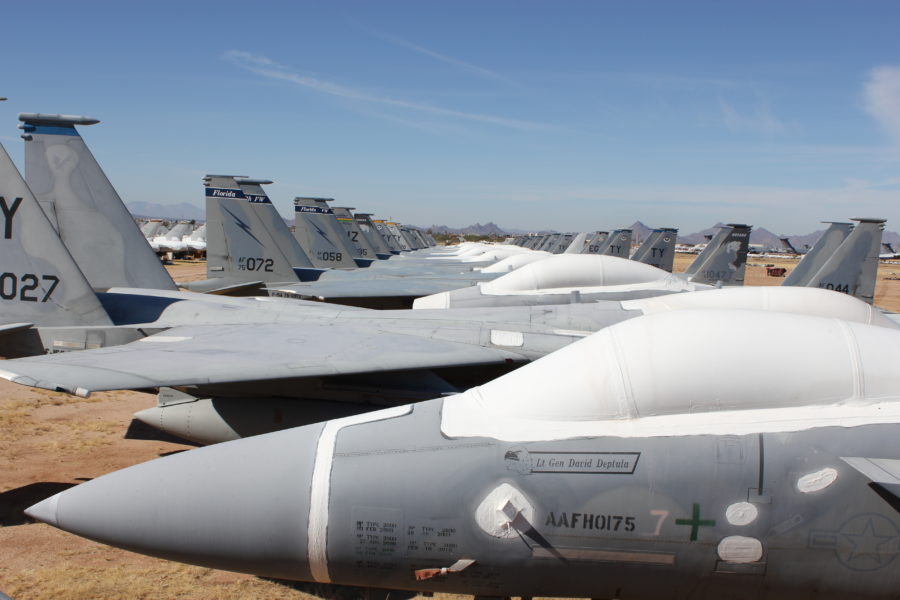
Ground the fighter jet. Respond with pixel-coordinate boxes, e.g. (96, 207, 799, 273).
(414, 219, 885, 309)
(413, 224, 753, 308)
(24, 308, 900, 598)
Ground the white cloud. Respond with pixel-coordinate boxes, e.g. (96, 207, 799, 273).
(864, 65, 900, 148)
(370, 30, 516, 85)
(719, 98, 787, 135)
(223, 50, 553, 132)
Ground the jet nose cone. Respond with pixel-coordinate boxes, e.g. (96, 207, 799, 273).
(26, 424, 323, 580)
(25, 493, 59, 527)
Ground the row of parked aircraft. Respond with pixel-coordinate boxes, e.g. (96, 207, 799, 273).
(141, 219, 207, 255)
(3, 112, 899, 599)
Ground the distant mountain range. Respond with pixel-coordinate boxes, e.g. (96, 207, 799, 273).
(425, 220, 900, 249)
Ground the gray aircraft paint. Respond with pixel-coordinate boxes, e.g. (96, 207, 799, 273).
(399, 226, 421, 250)
(0, 142, 112, 328)
(582, 231, 609, 254)
(684, 224, 751, 286)
(563, 232, 588, 254)
(550, 233, 573, 254)
(682, 226, 733, 277)
(4, 284, 889, 445)
(779, 236, 802, 254)
(372, 220, 402, 253)
(237, 179, 320, 275)
(782, 222, 853, 287)
(603, 229, 633, 259)
(18, 114, 177, 291)
(355, 213, 393, 258)
(414, 226, 752, 309)
(190, 175, 302, 290)
(333, 207, 379, 261)
(386, 222, 411, 251)
(25, 310, 900, 598)
(405, 227, 427, 250)
(538, 233, 559, 252)
(630, 228, 678, 272)
(804, 218, 884, 304)
(293, 198, 360, 269)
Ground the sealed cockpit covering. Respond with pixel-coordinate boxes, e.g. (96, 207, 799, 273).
(293, 198, 358, 269)
(332, 207, 378, 261)
(441, 309, 900, 441)
(479, 254, 670, 295)
(19, 113, 177, 291)
(623, 286, 898, 329)
(478, 251, 550, 273)
(0, 142, 112, 327)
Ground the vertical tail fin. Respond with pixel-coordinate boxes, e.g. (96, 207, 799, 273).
(333, 206, 379, 264)
(237, 178, 318, 277)
(563, 232, 588, 254)
(603, 229, 633, 258)
(200, 175, 303, 286)
(385, 222, 411, 251)
(631, 227, 678, 272)
(0, 142, 112, 326)
(779, 237, 801, 254)
(372, 219, 402, 253)
(684, 226, 731, 276)
(686, 224, 751, 286)
(293, 198, 359, 268)
(582, 231, 609, 254)
(19, 113, 177, 291)
(354, 213, 393, 259)
(804, 218, 885, 304)
(781, 222, 852, 287)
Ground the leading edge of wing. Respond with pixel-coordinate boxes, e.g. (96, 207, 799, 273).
(0, 323, 528, 395)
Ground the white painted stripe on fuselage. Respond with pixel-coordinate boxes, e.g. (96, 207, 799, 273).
(307, 405, 413, 583)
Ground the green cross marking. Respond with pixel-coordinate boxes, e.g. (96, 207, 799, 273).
(675, 503, 716, 541)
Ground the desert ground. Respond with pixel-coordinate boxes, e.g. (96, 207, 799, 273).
(2, 255, 899, 599)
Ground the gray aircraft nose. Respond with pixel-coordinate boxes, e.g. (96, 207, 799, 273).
(26, 423, 323, 580)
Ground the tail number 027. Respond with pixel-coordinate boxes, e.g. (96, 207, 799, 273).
(0, 273, 60, 302)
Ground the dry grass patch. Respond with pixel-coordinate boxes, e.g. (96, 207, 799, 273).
(5, 565, 319, 600)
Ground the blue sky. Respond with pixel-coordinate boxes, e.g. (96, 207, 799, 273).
(1, 0, 898, 234)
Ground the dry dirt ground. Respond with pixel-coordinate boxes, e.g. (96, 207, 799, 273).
(2, 256, 899, 599)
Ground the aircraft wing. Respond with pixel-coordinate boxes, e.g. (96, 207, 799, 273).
(270, 277, 485, 300)
(0, 323, 528, 396)
(842, 457, 900, 513)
